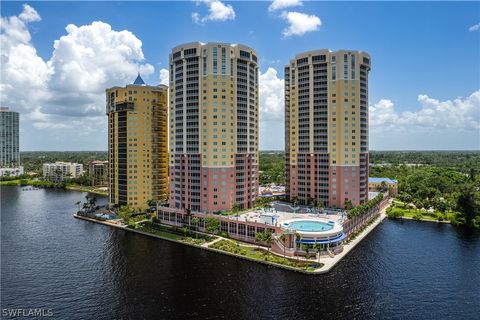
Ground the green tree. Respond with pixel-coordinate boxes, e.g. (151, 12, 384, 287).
(255, 231, 273, 255)
(436, 201, 448, 213)
(456, 185, 479, 227)
(147, 199, 157, 208)
(344, 199, 353, 210)
(231, 203, 241, 215)
(205, 217, 220, 234)
(88, 196, 97, 209)
(191, 217, 200, 239)
(314, 243, 322, 263)
(263, 231, 273, 254)
(302, 244, 310, 259)
(75, 201, 81, 213)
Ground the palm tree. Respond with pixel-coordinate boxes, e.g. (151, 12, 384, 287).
(185, 208, 192, 227)
(231, 203, 241, 216)
(147, 199, 157, 208)
(88, 196, 97, 209)
(264, 232, 273, 254)
(191, 217, 200, 239)
(302, 244, 310, 259)
(75, 201, 81, 213)
(294, 231, 301, 260)
(314, 243, 322, 264)
(291, 196, 298, 207)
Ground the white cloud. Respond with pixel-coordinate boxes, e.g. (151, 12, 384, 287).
(370, 90, 480, 131)
(1, 5, 155, 134)
(468, 22, 480, 32)
(18, 4, 41, 22)
(259, 67, 285, 150)
(269, 0, 302, 12)
(369, 90, 480, 149)
(0, 4, 52, 117)
(159, 68, 169, 85)
(50, 21, 153, 94)
(192, 0, 235, 24)
(281, 11, 321, 37)
(259, 67, 284, 121)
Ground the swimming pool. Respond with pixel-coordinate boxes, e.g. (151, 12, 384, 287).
(285, 220, 334, 232)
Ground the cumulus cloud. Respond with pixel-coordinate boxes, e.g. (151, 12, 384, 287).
(45, 21, 154, 117)
(18, 3, 41, 22)
(269, 0, 302, 12)
(369, 91, 480, 149)
(468, 22, 480, 32)
(1, 4, 52, 116)
(259, 67, 284, 121)
(159, 68, 169, 85)
(370, 90, 480, 136)
(281, 11, 321, 37)
(1, 5, 154, 134)
(192, 0, 235, 24)
(259, 68, 285, 150)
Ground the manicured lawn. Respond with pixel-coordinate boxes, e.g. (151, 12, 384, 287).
(386, 205, 455, 222)
(136, 222, 214, 245)
(66, 184, 108, 196)
(136, 224, 185, 240)
(209, 239, 323, 271)
(0, 179, 22, 185)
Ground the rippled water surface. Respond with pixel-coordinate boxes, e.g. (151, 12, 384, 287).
(2, 186, 479, 319)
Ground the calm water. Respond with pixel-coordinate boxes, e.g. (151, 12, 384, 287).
(1, 186, 479, 319)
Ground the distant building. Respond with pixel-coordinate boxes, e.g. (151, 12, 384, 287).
(368, 177, 398, 196)
(88, 160, 108, 186)
(43, 162, 83, 182)
(0, 107, 20, 167)
(0, 166, 24, 177)
(285, 49, 371, 208)
(106, 74, 168, 210)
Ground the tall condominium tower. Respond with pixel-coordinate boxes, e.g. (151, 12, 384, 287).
(0, 107, 20, 167)
(106, 75, 168, 210)
(168, 42, 259, 213)
(285, 50, 371, 208)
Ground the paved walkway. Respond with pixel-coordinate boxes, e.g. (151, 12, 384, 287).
(201, 236, 222, 248)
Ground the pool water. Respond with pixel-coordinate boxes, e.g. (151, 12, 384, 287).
(287, 220, 334, 232)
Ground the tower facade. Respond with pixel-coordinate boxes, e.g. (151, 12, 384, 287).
(168, 42, 259, 213)
(285, 50, 370, 208)
(106, 75, 168, 210)
(0, 107, 20, 167)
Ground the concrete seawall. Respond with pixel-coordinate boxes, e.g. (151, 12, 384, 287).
(74, 209, 388, 274)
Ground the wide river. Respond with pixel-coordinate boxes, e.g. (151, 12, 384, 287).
(1, 187, 479, 319)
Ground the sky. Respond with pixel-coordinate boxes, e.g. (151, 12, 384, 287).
(1, 1, 479, 151)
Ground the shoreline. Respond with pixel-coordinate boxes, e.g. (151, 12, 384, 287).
(74, 209, 388, 274)
(0, 182, 108, 197)
(74, 214, 310, 274)
(66, 185, 108, 196)
(394, 216, 451, 224)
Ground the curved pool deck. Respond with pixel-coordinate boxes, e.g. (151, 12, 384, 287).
(281, 218, 344, 243)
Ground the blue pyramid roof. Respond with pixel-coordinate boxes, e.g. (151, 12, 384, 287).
(133, 73, 145, 85)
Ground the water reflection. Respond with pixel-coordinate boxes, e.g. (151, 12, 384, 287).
(1, 186, 479, 320)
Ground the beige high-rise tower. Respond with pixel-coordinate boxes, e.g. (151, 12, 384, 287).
(168, 42, 259, 213)
(106, 75, 168, 210)
(285, 50, 371, 208)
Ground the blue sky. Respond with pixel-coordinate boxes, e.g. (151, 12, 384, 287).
(1, 1, 479, 151)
